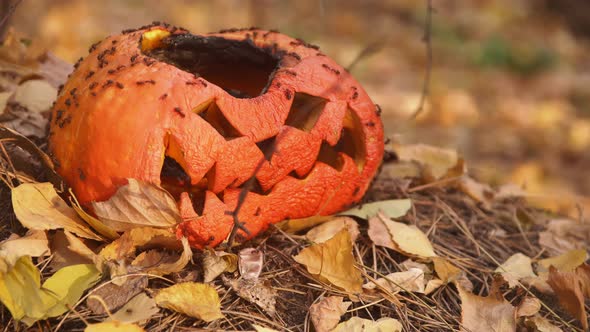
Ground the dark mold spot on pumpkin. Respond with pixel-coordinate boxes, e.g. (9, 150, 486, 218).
(352, 186, 360, 196)
(78, 168, 86, 181)
(116, 82, 124, 89)
(102, 80, 114, 88)
(55, 109, 65, 123)
(136, 79, 156, 85)
(173, 107, 185, 117)
(57, 114, 72, 128)
(69, 88, 77, 96)
(375, 104, 382, 116)
(254, 207, 262, 216)
(286, 52, 301, 60)
(130, 54, 139, 63)
(284, 89, 293, 100)
(352, 91, 359, 100)
(145, 33, 280, 98)
(107, 69, 116, 74)
(57, 84, 64, 94)
(89, 82, 98, 90)
(64, 99, 71, 107)
(321, 63, 341, 75)
(91, 92, 97, 97)
(85, 71, 95, 80)
(159, 93, 168, 100)
(73, 57, 84, 69)
(366, 121, 375, 127)
(89, 40, 101, 53)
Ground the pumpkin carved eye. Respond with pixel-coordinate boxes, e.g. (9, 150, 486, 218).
(49, 23, 384, 248)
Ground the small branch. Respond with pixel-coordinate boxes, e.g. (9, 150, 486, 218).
(410, 0, 434, 120)
(347, 41, 383, 72)
(0, 0, 22, 42)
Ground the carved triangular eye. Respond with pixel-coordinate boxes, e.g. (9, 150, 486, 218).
(284, 93, 327, 132)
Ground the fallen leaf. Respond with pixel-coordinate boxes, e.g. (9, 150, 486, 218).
(1, 100, 48, 137)
(306, 217, 359, 243)
(525, 315, 564, 332)
(86, 276, 148, 315)
(309, 296, 351, 332)
(62, 231, 105, 272)
(154, 282, 223, 322)
(538, 219, 590, 256)
(0, 256, 101, 326)
(239, 248, 264, 281)
(495, 253, 536, 288)
(99, 227, 180, 261)
(516, 297, 541, 317)
(576, 264, 590, 297)
(546, 266, 587, 330)
(70, 194, 119, 240)
(107, 293, 159, 323)
(92, 179, 181, 232)
(203, 250, 237, 283)
(340, 199, 411, 219)
(0, 230, 49, 266)
(293, 229, 363, 294)
(425, 279, 444, 294)
(85, 321, 145, 332)
(332, 317, 402, 332)
(457, 285, 516, 332)
(12, 79, 56, 113)
(12, 182, 102, 240)
(223, 276, 277, 315)
(134, 237, 192, 276)
(278, 215, 334, 233)
(538, 249, 588, 273)
(49, 231, 94, 270)
(0, 91, 10, 111)
(391, 143, 465, 181)
(401, 259, 432, 274)
(369, 215, 436, 258)
(363, 268, 425, 293)
(458, 176, 494, 209)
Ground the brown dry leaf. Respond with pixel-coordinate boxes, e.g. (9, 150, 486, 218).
(0, 230, 49, 266)
(546, 266, 588, 330)
(49, 231, 94, 270)
(525, 315, 563, 332)
(537, 249, 588, 273)
(425, 279, 444, 294)
(340, 199, 411, 220)
(538, 219, 590, 256)
(203, 250, 238, 283)
(495, 253, 536, 288)
(391, 143, 465, 181)
(141, 237, 191, 276)
(369, 215, 436, 258)
(99, 227, 180, 261)
(223, 276, 278, 315)
(363, 268, 425, 294)
(293, 229, 363, 294)
(379, 160, 422, 179)
(457, 285, 516, 332)
(86, 276, 148, 315)
(106, 293, 159, 324)
(84, 321, 145, 332)
(92, 179, 181, 232)
(154, 282, 223, 322)
(309, 296, 351, 332)
(306, 217, 359, 243)
(576, 264, 590, 297)
(12, 79, 56, 113)
(458, 176, 495, 209)
(516, 297, 541, 318)
(332, 317, 402, 332)
(238, 248, 264, 281)
(12, 182, 102, 240)
(432, 257, 462, 283)
(70, 195, 119, 240)
(278, 215, 334, 233)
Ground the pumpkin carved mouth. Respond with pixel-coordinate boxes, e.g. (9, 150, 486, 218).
(48, 23, 384, 248)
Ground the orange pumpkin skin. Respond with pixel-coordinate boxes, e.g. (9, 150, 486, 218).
(49, 23, 384, 248)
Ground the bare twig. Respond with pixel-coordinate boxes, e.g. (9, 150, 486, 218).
(410, 0, 434, 120)
(347, 41, 383, 72)
(0, 0, 22, 41)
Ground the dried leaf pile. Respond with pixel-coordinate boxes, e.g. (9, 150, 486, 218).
(1, 26, 589, 332)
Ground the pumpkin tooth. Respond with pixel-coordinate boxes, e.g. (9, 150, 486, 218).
(49, 23, 384, 248)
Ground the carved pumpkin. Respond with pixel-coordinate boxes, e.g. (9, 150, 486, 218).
(48, 23, 384, 248)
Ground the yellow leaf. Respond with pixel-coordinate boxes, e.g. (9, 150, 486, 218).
(516, 297, 541, 318)
(99, 227, 180, 261)
(70, 194, 119, 240)
(203, 250, 238, 283)
(363, 268, 425, 294)
(309, 296, 351, 332)
(538, 249, 588, 273)
(85, 321, 145, 332)
(0, 230, 49, 268)
(458, 285, 516, 332)
(306, 217, 359, 244)
(12, 182, 102, 240)
(92, 179, 180, 232)
(332, 317, 402, 332)
(0, 256, 101, 326)
(369, 216, 436, 258)
(340, 199, 411, 219)
(107, 293, 159, 324)
(154, 282, 223, 322)
(293, 229, 363, 294)
(391, 143, 464, 181)
(525, 315, 564, 332)
(495, 253, 536, 288)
